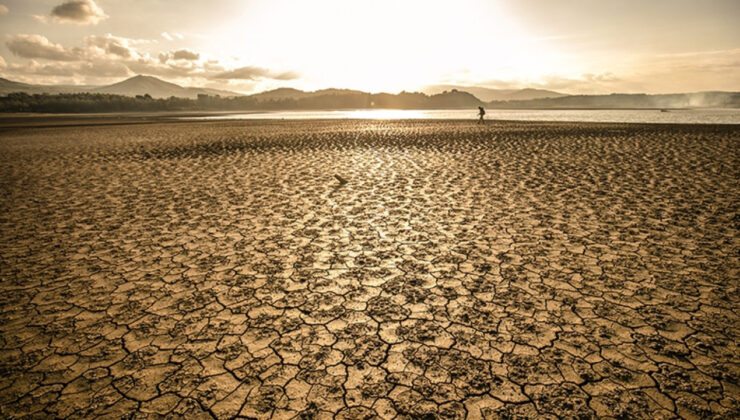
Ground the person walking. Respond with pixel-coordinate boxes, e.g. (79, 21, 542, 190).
(478, 106, 485, 124)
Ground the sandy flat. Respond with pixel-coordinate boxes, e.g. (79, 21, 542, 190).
(0, 119, 738, 419)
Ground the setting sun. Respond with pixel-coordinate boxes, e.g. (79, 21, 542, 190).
(1, 0, 738, 94)
(209, 0, 566, 92)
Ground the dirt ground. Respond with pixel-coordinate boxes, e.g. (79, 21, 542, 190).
(1, 119, 738, 419)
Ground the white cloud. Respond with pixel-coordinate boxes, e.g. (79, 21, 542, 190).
(50, 0, 107, 25)
(6, 34, 81, 61)
(0, 5, 9, 16)
(212, 66, 299, 81)
(7, 59, 130, 78)
(85, 34, 141, 59)
(2, 32, 298, 91)
(173, 49, 199, 61)
(159, 49, 201, 62)
(161, 32, 184, 41)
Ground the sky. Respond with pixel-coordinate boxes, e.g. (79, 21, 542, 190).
(0, 0, 738, 94)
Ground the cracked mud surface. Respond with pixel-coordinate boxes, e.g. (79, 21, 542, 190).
(1, 119, 738, 419)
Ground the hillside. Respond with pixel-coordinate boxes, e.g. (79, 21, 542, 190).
(249, 87, 367, 102)
(423, 84, 567, 102)
(92, 75, 239, 99)
(2, 75, 738, 111)
(488, 91, 740, 109)
(249, 88, 313, 101)
(0, 75, 240, 99)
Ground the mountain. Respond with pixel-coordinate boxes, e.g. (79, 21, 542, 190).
(92, 75, 187, 98)
(428, 89, 483, 107)
(249, 87, 367, 102)
(0, 75, 240, 99)
(2, 75, 738, 110)
(0, 78, 37, 95)
(504, 88, 570, 101)
(313, 88, 366, 96)
(246, 87, 482, 109)
(423, 85, 567, 102)
(249, 88, 313, 101)
(91, 75, 239, 99)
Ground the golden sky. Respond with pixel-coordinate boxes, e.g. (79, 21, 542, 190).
(0, 0, 739, 94)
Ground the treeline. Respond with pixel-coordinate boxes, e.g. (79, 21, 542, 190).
(0, 92, 197, 113)
(0, 90, 483, 113)
(5, 90, 736, 113)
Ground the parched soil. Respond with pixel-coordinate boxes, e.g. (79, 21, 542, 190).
(0, 119, 738, 419)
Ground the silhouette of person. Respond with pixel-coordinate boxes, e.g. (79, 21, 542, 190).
(478, 106, 486, 124)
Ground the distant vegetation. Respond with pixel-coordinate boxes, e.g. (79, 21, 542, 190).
(0, 92, 197, 113)
(1, 79, 739, 114)
(0, 90, 486, 113)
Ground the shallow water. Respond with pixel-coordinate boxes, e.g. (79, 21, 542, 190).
(183, 108, 740, 124)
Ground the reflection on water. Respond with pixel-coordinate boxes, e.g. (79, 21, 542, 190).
(183, 108, 740, 124)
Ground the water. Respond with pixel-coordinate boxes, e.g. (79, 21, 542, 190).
(182, 108, 740, 124)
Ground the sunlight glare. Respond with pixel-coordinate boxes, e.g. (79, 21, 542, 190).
(208, 0, 565, 92)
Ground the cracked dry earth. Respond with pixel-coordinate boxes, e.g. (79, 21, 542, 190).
(0, 119, 739, 419)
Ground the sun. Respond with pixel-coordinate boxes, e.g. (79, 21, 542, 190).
(202, 0, 565, 93)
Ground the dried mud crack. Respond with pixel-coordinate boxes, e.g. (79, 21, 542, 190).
(0, 119, 738, 419)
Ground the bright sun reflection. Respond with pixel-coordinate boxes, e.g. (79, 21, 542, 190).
(344, 109, 427, 119)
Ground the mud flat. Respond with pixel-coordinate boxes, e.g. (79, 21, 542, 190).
(1, 119, 738, 418)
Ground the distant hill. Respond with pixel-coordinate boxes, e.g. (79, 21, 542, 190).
(505, 88, 570, 101)
(488, 91, 740, 109)
(0, 78, 37, 95)
(249, 87, 367, 102)
(91, 75, 239, 99)
(2, 75, 738, 111)
(249, 88, 313, 101)
(92, 75, 187, 98)
(246, 87, 483, 109)
(423, 85, 567, 102)
(0, 75, 240, 99)
(428, 89, 483, 108)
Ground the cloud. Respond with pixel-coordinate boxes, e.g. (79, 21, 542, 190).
(535, 73, 624, 92)
(158, 49, 200, 63)
(172, 49, 199, 61)
(628, 48, 740, 93)
(85, 34, 138, 58)
(6, 61, 76, 77)
(1, 32, 299, 92)
(0, 5, 8, 16)
(50, 0, 107, 25)
(212, 66, 299, 81)
(161, 32, 184, 41)
(7, 59, 130, 78)
(6, 34, 81, 61)
(126, 57, 203, 79)
(0, 55, 6, 69)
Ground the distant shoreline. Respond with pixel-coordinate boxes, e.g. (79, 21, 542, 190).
(1, 109, 739, 129)
(0, 106, 729, 116)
